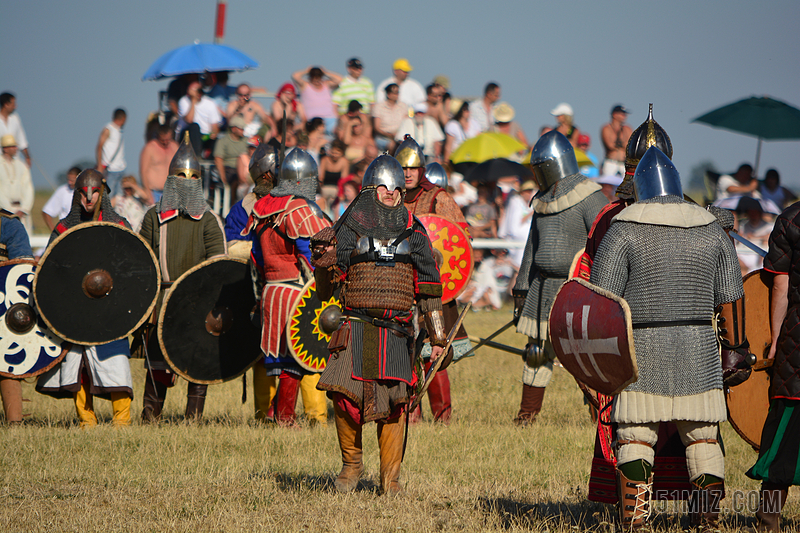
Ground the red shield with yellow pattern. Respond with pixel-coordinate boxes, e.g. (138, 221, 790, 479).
(417, 214, 473, 303)
(286, 279, 342, 373)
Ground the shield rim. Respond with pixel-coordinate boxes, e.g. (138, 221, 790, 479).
(158, 255, 260, 384)
(549, 277, 638, 396)
(0, 258, 70, 378)
(417, 214, 474, 304)
(285, 279, 340, 373)
(32, 221, 161, 346)
(726, 268, 773, 451)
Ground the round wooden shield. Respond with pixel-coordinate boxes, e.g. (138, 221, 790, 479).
(417, 215, 473, 303)
(286, 279, 341, 373)
(726, 269, 773, 451)
(158, 257, 262, 384)
(0, 259, 69, 378)
(33, 222, 160, 345)
(549, 278, 637, 396)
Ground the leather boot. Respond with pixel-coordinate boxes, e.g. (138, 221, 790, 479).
(253, 362, 277, 422)
(425, 363, 452, 424)
(514, 385, 545, 426)
(616, 468, 652, 530)
(0, 377, 23, 423)
(275, 374, 300, 426)
(333, 402, 363, 492)
(377, 413, 405, 495)
(142, 376, 167, 422)
(753, 482, 788, 532)
(689, 476, 723, 531)
(185, 382, 207, 420)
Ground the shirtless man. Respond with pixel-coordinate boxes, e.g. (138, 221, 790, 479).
(139, 124, 178, 203)
(600, 105, 632, 177)
(226, 83, 272, 140)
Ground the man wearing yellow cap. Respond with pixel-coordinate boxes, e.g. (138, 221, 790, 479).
(375, 58, 426, 109)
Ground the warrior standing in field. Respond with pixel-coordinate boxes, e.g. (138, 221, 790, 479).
(243, 148, 332, 426)
(512, 131, 607, 424)
(37, 170, 134, 427)
(225, 143, 280, 421)
(590, 147, 745, 530)
(0, 209, 34, 423)
(745, 202, 800, 532)
(313, 154, 446, 494)
(138, 134, 226, 421)
(397, 136, 469, 423)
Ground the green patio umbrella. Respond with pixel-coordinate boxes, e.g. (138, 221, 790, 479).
(692, 96, 800, 174)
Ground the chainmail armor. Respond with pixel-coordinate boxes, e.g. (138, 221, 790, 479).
(343, 187, 409, 240)
(590, 196, 743, 398)
(157, 176, 209, 218)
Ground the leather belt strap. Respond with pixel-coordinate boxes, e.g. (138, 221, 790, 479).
(686, 438, 719, 447)
(633, 319, 712, 329)
(345, 311, 411, 338)
(616, 439, 653, 449)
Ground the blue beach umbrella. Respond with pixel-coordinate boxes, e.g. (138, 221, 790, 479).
(142, 41, 258, 81)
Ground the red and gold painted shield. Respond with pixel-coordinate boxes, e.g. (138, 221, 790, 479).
(417, 215, 473, 303)
(549, 278, 637, 396)
(286, 279, 341, 373)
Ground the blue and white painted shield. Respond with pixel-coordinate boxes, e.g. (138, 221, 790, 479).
(0, 259, 67, 378)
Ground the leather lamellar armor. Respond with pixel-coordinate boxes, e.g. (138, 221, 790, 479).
(343, 235, 414, 311)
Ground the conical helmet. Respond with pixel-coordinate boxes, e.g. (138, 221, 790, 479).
(617, 104, 673, 198)
(363, 154, 404, 191)
(425, 162, 448, 188)
(249, 143, 278, 183)
(394, 135, 425, 168)
(530, 130, 579, 191)
(169, 131, 201, 179)
(633, 146, 682, 201)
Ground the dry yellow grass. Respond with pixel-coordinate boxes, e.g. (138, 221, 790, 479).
(0, 306, 795, 532)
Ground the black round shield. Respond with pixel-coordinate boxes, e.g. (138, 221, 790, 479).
(33, 222, 160, 346)
(286, 280, 341, 373)
(0, 259, 69, 378)
(158, 257, 261, 384)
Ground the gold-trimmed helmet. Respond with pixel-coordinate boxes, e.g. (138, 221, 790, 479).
(168, 131, 201, 179)
(617, 104, 672, 199)
(394, 135, 425, 168)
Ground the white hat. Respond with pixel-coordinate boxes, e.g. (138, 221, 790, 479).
(550, 103, 574, 117)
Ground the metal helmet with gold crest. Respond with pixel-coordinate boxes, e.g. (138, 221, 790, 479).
(168, 132, 201, 179)
(394, 135, 425, 168)
(617, 104, 672, 198)
(530, 130, 579, 192)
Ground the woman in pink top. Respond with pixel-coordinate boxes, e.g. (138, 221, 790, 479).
(292, 66, 342, 136)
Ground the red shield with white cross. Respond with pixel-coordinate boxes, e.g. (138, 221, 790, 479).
(549, 278, 637, 396)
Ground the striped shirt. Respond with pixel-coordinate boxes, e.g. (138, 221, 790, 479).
(332, 76, 375, 115)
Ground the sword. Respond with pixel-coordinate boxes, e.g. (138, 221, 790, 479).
(730, 231, 767, 258)
(458, 318, 516, 359)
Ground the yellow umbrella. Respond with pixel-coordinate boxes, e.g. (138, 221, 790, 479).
(519, 147, 595, 168)
(450, 132, 526, 164)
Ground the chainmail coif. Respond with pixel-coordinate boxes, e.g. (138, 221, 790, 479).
(59, 188, 125, 229)
(343, 187, 409, 240)
(157, 176, 209, 218)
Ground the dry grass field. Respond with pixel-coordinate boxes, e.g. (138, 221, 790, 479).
(1, 304, 796, 531)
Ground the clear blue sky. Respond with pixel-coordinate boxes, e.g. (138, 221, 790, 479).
(3, 0, 799, 190)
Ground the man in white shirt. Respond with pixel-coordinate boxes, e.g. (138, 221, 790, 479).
(178, 81, 221, 157)
(0, 93, 31, 167)
(96, 108, 127, 197)
(0, 135, 34, 234)
(42, 166, 80, 230)
(375, 58, 426, 108)
(394, 103, 444, 163)
(469, 82, 501, 132)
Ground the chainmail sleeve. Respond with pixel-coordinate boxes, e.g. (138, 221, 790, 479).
(589, 222, 630, 298)
(513, 213, 539, 295)
(713, 223, 745, 306)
